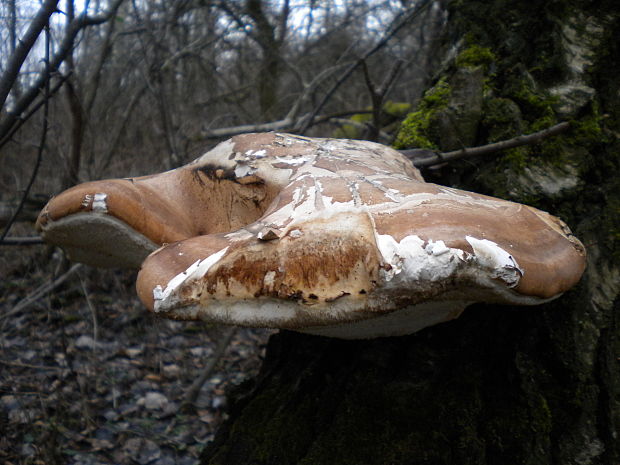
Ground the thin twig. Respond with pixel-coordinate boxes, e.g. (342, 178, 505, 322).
(361, 59, 404, 141)
(0, 0, 59, 111)
(0, 72, 71, 151)
(0, 359, 64, 371)
(200, 109, 373, 140)
(0, 0, 124, 143)
(179, 327, 237, 414)
(298, 0, 433, 134)
(402, 121, 572, 167)
(79, 273, 99, 348)
(0, 236, 45, 245)
(1, 263, 83, 323)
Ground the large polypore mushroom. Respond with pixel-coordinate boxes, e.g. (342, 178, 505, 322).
(37, 133, 586, 338)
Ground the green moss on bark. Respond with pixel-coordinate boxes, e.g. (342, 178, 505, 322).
(393, 80, 451, 149)
(455, 45, 496, 71)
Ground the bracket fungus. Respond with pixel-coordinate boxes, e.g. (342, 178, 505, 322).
(37, 132, 586, 338)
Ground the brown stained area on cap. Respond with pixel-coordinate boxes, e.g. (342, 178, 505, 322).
(137, 214, 382, 315)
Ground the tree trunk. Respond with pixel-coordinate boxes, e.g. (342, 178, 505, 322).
(200, 2, 620, 464)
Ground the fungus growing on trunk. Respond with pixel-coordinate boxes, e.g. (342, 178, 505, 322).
(37, 133, 586, 338)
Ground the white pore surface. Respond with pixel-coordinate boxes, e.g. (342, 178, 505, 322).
(299, 300, 472, 339)
(41, 213, 157, 268)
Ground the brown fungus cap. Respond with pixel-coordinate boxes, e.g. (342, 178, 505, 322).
(38, 133, 586, 338)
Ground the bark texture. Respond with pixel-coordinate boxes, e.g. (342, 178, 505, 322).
(200, 1, 620, 464)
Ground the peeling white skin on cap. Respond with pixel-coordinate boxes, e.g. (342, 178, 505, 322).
(425, 239, 450, 256)
(234, 163, 257, 178)
(263, 270, 276, 287)
(150, 231, 540, 337)
(376, 234, 466, 283)
(275, 156, 310, 165)
(375, 233, 523, 291)
(81, 194, 92, 208)
(465, 236, 523, 287)
(153, 247, 228, 312)
(92, 193, 108, 213)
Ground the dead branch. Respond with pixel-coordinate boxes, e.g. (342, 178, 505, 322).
(97, 83, 148, 174)
(0, 0, 59, 111)
(0, 0, 124, 143)
(179, 327, 237, 414)
(0, 72, 71, 151)
(402, 121, 572, 168)
(1, 264, 83, 323)
(361, 59, 404, 141)
(298, 0, 434, 134)
(0, 236, 44, 245)
(0, 196, 46, 227)
(200, 109, 375, 140)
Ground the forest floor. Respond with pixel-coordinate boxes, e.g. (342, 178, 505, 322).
(0, 239, 273, 465)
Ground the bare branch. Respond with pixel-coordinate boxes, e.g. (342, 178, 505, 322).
(0, 236, 45, 246)
(402, 122, 572, 168)
(361, 59, 404, 141)
(0, 72, 71, 151)
(1, 264, 83, 323)
(0, 0, 59, 111)
(298, 0, 434, 134)
(200, 109, 373, 140)
(377, 59, 404, 98)
(0, 0, 124, 143)
(179, 327, 236, 414)
(201, 116, 299, 139)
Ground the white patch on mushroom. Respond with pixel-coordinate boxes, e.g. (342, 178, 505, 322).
(92, 193, 108, 213)
(153, 247, 229, 312)
(375, 234, 466, 283)
(274, 156, 310, 165)
(425, 239, 450, 256)
(234, 163, 257, 178)
(263, 270, 276, 288)
(348, 182, 362, 206)
(465, 236, 523, 287)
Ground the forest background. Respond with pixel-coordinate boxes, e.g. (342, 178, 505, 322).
(1, 1, 619, 465)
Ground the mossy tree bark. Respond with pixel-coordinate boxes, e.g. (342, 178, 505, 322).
(200, 2, 620, 464)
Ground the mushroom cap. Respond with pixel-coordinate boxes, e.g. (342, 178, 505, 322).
(38, 133, 586, 338)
